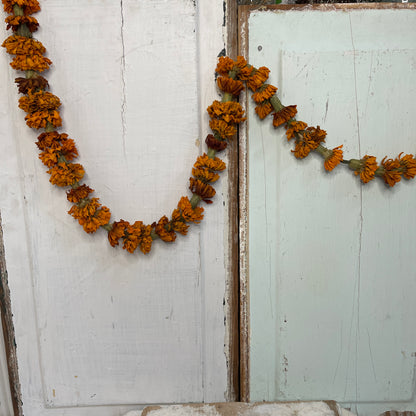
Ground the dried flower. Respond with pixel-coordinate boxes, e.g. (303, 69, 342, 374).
(207, 101, 246, 124)
(272, 105, 297, 127)
(194, 153, 226, 171)
(255, 101, 273, 120)
(205, 134, 227, 152)
(252, 84, 277, 104)
(397, 153, 416, 179)
(246, 66, 270, 91)
(177, 196, 204, 223)
(2, 0, 41, 15)
(67, 184, 94, 203)
(285, 120, 308, 140)
(189, 177, 216, 203)
(216, 76, 244, 96)
(2, 35, 45, 55)
(209, 118, 236, 140)
(15, 75, 48, 94)
(108, 220, 129, 247)
(380, 156, 402, 187)
(19, 90, 61, 113)
(292, 138, 320, 159)
(5, 15, 39, 32)
(47, 162, 84, 187)
(192, 167, 220, 183)
(155, 216, 176, 242)
(350, 155, 378, 184)
(324, 145, 343, 172)
(25, 109, 61, 129)
(10, 53, 52, 72)
(36, 131, 68, 150)
(215, 56, 235, 76)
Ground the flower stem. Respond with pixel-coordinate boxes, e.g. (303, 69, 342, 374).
(190, 194, 202, 209)
(270, 94, 284, 112)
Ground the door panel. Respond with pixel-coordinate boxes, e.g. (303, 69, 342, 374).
(242, 6, 416, 415)
(0, 1, 229, 414)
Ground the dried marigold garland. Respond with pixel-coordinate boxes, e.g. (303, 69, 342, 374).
(2, 1, 416, 254)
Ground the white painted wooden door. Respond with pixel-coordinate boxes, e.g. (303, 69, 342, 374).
(243, 6, 416, 416)
(0, 1, 230, 415)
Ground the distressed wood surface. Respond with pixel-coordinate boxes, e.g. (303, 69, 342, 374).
(0, 0, 230, 414)
(241, 5, 416, 416)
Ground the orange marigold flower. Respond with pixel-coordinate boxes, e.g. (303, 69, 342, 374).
(192, 167, 220, 183)
(2, 35, 45, 55)
(285, 120, 308, 140)
(209, 118, 236, 140)
(15, 75, 48, 94)
(39, 147, 60, 167)
(397, 153, 416, 179)
(2, 0, 40, 15)
(246, 66, 270, 91)
(77, 206, 111, 234)
(292, 138, 319, 159)
(177, 196, 204, 223)
(273, 105, 297, 127)
(5, 15, 39, 32)
(380, 156, 402, 187)
(68, 197, 100, 220)
(237, 65, 255, 81)
(255, 101, 273, 120)
(121, 221, 153, 254)
(36, 131, 68, 150)
(305, 125, 326, 144)
(194, 153, 226, 171)
(252, 84, 277, 104)
(108, 220, 129, 247)
(217, 76, 244, 96)
(48, 162, 84, 187)
(67, 184, 94, 203)
(19, 90, 61, 113)
(155, 216, 176, 242)
(189, 177, 216, 203)
(25, 109, 61, 129)
(324, 145, 343, 172)
(171, 218, 189, 235)
(352, 155, 378, 184)
(205, 134, 228, 152)
(215, 56, 235, 76)
(207, 101, 246, 124)
(10, 53, 52, 72)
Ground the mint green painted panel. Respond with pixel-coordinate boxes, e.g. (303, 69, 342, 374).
(247, 8, 416, 415)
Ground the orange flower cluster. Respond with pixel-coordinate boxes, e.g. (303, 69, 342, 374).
(207, 100, 246, 142)
(108, 220, 153, 254)
(36, 131, 78, 168)
(323, 145, 344, 172)
(16, 89, 62, 129)
(189, 152, 227, 204)
(2, 0, 40, 15)
(2, 6, 51, 72)
(5, 14, 38, 31)
(291, 124, 327, 159)
(69, 197, 111, 234)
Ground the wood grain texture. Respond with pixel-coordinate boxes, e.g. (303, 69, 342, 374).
(0, 0, 231, 414)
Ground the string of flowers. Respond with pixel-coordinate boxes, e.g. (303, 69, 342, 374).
(2, 0, 416, 254)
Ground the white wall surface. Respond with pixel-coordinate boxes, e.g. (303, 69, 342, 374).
(0, 1, 230, 415)
(244, 6, 416, 416)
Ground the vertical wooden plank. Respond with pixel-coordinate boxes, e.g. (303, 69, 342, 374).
(243, 5, 416, 415)
(1, 0, 231, 414)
